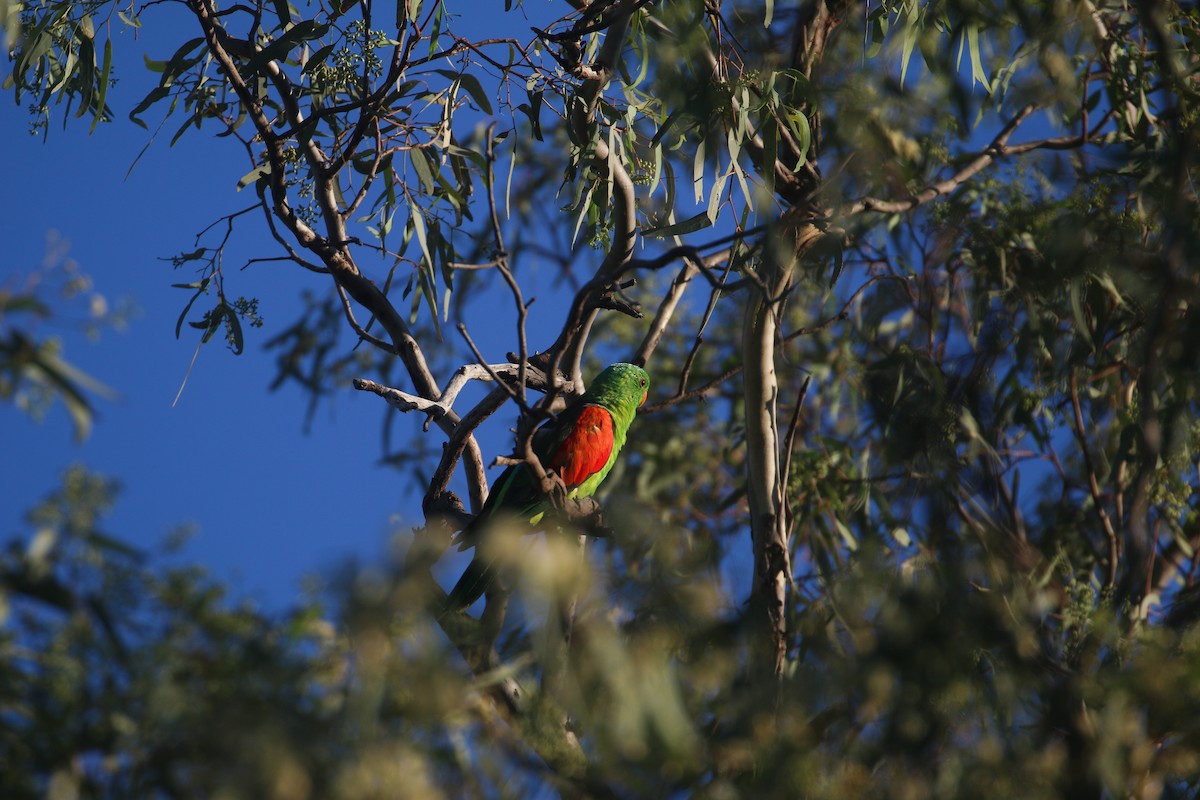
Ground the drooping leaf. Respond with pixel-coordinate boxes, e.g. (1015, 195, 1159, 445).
(410, 149, 436, 195)
(643, 212, 713, 239)
(89, 38, 112, 132)
(173, 277, 211, 339)
(237, 163, 272, 191)
(457, 72, 493, 115)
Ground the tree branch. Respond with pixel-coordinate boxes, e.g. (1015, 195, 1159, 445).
(543, 0, 641, 391)
(839, 105, 1116, 217)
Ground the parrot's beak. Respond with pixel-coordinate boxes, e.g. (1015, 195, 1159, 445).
(640, 391, 647, 406)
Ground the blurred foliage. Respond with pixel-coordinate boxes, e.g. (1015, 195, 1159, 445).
(0, 235, 131, 440)
(7, 469, 1200, 798)
(4, 0, 1200, 798)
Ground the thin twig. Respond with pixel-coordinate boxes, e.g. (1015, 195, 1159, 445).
(458, 323, 530, 413)
(779, 375, 812, 542)
(335, 283, 395, 353)
(1069, 371, 1120, 587)
(483, 124, 530, 408)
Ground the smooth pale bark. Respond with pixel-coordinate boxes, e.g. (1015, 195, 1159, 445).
(742, 223, 823, 675)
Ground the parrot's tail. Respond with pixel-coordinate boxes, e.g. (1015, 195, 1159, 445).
(442, 554, 498, 614)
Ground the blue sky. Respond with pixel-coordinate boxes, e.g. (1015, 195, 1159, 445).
(2, 117, 405, 607)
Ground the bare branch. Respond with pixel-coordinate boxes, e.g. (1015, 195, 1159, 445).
(354, 378, 455, 419)
(353, 362, 562, 422)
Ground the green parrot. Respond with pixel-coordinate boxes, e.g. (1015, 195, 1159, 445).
(444, 362, 649, 611)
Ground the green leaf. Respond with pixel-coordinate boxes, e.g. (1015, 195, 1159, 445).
(270, 0, 292, 28)
(245, 21, 329, 77)
(1094, 272, 1125, 308)
(648, 137, 663, 197)
(1068, 279, 1094, 350)
(410, 209, 433, 271)
(707, 171, 729, 222)
(416, 262, 441, 336)
(197, 304, 227, 344)
(782, 109, 810, 168)
(867, 9, 889, 59)
(302, 43, 336, 74)
(834, 517, 858, 551)
(145, 38, 205, 79)
(519, 88, 544, 140)
(74, 28, 95, 118)
(761, 113, 777, 198)
(400, 0, 423, 25)
(90, 38, 112, 133)
(84, 530, 145, 560)
(827, 239, 844, 289)
(966, 23, 988, 89)
(650, 105, 688, 147)
(643, 212, 713, 239)
(174, 278, 211, 339)
(571, 182, 597, 247)
(128, 87, 169, 128)
(130, 38, 206, 126)
(0, 294, 51, 317)
(899, 2, 921, 87)
(410, 149, 436, 195)
(226, 311, 244, 354)
(428, 1, 444, 58)
(456, 72, 493, 115)
(237, 164, 272, 191)
(170, 110, 202, 147)
(377, 208, 395, 239)
(22, 340, 115, 441)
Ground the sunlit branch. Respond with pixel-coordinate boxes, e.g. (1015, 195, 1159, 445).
(353, 362, 565, 424)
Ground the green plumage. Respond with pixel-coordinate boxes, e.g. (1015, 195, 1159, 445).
(444, 363, 649, 611)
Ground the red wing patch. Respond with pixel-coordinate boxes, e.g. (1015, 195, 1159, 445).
(548, 405, 614, 488)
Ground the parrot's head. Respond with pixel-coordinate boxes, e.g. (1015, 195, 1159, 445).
(589, 362, 650, 418)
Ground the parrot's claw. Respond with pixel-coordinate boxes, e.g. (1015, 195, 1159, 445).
(541, 469, 570, 510)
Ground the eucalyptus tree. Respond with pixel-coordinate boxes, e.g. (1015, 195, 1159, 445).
(5, 0, 1200, 796)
